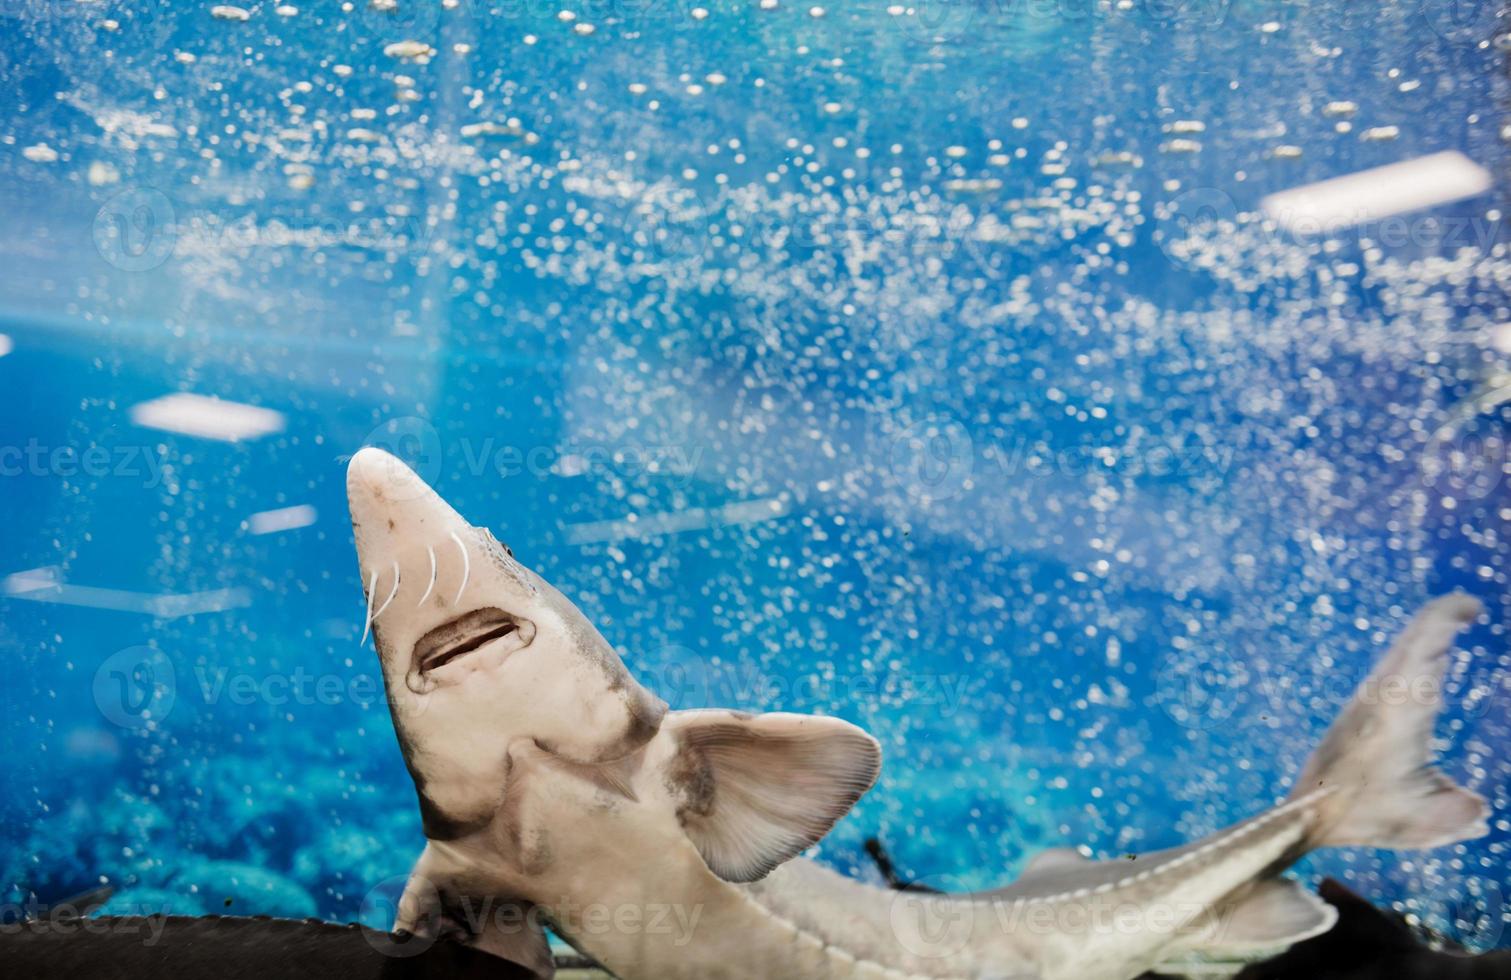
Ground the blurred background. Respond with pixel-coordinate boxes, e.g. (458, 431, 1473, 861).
(0, 0, 1507, 949)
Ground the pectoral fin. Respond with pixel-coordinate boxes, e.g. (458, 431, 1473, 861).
(394, 844, 556, 979)
(665, 710, 882, 883)
(1171, 877, 1338, 959)
(1017, 847, 1093, 882)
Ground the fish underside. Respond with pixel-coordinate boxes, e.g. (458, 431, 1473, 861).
(344, 449, 1494, 980)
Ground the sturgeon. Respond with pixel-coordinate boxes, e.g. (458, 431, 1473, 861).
(346, 447, 1492, 980)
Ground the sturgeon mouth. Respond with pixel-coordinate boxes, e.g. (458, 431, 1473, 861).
(413, 607, 534, 675)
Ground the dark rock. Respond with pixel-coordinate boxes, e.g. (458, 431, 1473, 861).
(0, 914, 538, 979)
(1234, 878, 1511, 980)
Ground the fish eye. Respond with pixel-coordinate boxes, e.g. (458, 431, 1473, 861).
(478, 526, 513, 558)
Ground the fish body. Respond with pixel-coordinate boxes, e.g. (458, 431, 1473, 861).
(346, 449, 1492, 980)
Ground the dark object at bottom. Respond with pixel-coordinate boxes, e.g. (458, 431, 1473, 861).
(0, 913, 536, 980)
(862, 837, 941, 893)
(3, 877, 1509, 978)
(1234, 878, 1511, 980)
(862, 839, 1511, 980)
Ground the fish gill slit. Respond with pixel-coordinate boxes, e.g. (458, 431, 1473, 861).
(416, 545, 437, 607)
(450, 530, 470, 605)
(360, 569, 379, 646)
(373, 560, 401, 621)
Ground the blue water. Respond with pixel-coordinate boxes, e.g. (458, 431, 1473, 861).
(1, 0, 1508, 952)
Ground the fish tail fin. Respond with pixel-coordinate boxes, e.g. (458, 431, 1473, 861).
(1289, 593, 1489, 850)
